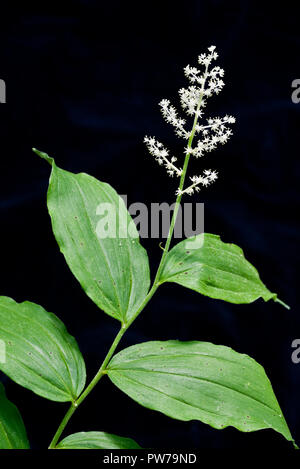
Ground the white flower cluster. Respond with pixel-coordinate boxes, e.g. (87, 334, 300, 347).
(144, 136, 182, 177)
(176, 169, 218, 196)
(144, 45, 235, 194)
(159, 99, 190, 139)
(191, 115, 235, 157)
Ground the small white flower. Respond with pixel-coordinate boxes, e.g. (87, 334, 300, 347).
(175, 188, 184, 196)
(158, 99, 190, 139)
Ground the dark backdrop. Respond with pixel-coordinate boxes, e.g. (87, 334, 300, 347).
(0, 0, 299, 450)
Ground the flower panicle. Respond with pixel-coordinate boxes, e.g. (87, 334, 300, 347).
(143, 45, 235, 194)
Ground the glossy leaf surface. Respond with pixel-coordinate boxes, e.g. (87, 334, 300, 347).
(0, 382, 29, 449)
(160, 234, 277, 304)
(0, 296, 86, 402)
(107, 340, 294, 444)
(56, 431, 141, 449)
(33, 149, 150, 323)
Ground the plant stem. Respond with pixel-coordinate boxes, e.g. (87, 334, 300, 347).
(47, 152, 192, 449)
(48, 404, 76, 449)
(48, 70, 208, 449)
(48, 326, 127, 448)
(131, 66, 208, 298)
(126, 92, 206, 327)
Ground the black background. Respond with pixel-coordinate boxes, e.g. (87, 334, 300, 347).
(0, 0, 299, 450)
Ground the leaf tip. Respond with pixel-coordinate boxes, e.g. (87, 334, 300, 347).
(274, 297, 290, 310)
(32, 148, 53, 166)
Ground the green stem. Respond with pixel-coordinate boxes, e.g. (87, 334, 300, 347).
(48, 326, 127, 448)
(126, 85, 206, 327)
(48, 153, 192, 449)
(139, 66, 208, 291)
(48, 404, 76, 449)
(48, 68, 208, 449)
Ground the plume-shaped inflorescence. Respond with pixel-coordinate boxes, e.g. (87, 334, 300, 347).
(144, 46, 235, 195)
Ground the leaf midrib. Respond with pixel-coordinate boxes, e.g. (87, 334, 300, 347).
(72, 175, 123, 313)
(108, 367, 280, 416)
(162, 260, 265, 291)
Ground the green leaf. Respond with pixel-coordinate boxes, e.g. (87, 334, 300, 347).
(159, 233, 282, 305)
(107, 340, 294, 445)
(56, 431, 141, 449)
(0, 296, 86, 402)
(0, 382, 30, 449)
(33, 149, 150, 324)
